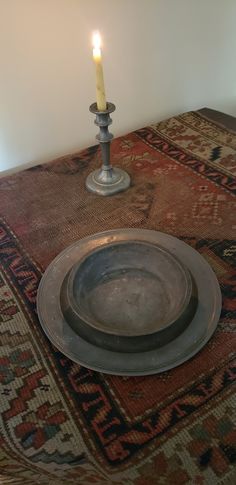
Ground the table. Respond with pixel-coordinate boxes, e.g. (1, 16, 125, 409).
(0, 108, 235, 484)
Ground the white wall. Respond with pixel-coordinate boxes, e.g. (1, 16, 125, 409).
(0, 0, 236, 174)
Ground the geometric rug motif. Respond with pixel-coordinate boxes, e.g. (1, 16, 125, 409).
(137, 111, 236, 194)
(0, 268, 107, 484)
(1, 218, 236, 484)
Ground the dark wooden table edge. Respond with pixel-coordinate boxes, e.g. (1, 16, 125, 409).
(197, 107, 236, 133)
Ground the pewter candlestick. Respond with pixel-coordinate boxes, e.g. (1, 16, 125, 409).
(86, 102, 130, 196)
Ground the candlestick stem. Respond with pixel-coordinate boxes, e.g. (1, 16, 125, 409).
(86, 102, 130, 196)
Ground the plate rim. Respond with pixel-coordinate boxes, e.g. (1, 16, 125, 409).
(37, 229, 222, 375)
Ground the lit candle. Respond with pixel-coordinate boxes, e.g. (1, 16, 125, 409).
(92, 31, 107, 111)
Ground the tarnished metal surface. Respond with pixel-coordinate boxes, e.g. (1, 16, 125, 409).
(37, 229, 222, 375)
(60, 241, 194, 352)
(86, 102, 130, 196)
(61, 273, 197, 353)
(67, 241, 192, 335)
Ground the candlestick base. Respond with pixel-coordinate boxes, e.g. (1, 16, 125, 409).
(86, 167, 130, 196)
(86, 102, 131, 196)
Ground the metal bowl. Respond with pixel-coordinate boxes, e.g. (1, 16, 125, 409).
(60, 240, 195, 352)
(37, 229, 221, 373)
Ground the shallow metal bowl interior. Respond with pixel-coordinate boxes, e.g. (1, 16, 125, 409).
(66, 240, 192, 337)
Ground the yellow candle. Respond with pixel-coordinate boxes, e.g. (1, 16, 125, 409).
(92, 31, 107, 111)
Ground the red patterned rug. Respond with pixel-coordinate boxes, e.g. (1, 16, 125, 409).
(0, 108, 235, 484)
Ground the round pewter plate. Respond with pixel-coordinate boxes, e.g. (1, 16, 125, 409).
(37, 229, 222, 375)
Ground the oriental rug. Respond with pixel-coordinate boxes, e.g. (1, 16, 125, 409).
(0, 108, 235, 484)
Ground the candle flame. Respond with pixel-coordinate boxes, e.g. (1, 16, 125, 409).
(92, 31, 102, 50)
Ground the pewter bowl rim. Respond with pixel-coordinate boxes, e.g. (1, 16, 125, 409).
(65, 239, 193, 337)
